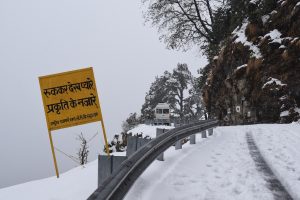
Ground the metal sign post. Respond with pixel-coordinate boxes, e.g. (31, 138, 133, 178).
(48, 130, 59, 178)
(90, 71, 110, 156)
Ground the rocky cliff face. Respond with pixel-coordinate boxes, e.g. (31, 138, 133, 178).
(202, 0, 300, 124)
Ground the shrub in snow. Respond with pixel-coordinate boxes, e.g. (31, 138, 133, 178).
(103, 132, 127, 154)
(77, 133, 89, 165)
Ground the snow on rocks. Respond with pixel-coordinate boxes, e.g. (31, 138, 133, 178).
(262, 77, 287, 89)
(292, 37, 299, 43)
(280, 95, 288, 101)
(262, 15, 270, 25)
(294, 2, 300, 11)
(250, 0, 259, 4)
(279, 45, 286, 49)
(280, 110, 290, 117)
(285, 107, 300, 117)
(234, 64, 247, 74)
(261, 15, 270, 25)
(264, 29, 283, 44)
(232, 21, 262, 59)
(270, 10, 278, 15)
(236, 64, 247, 70)
(281, 0, 287, 7)
(263, 29, 294, 48)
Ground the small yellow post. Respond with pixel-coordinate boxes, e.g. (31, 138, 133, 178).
(88, 66, 110, 156)
(48, 130, 59, 178)
(100, 120, 110, 157)
(97, 101, 110, 156)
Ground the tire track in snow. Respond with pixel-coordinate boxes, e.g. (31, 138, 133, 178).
(246, 132, 293, 200)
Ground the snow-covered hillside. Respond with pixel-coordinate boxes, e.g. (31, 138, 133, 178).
(0, 161, 98, 200)
(1, 123, 300, 200)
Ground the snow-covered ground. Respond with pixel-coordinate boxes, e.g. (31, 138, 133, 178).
(250, 124, 300, 200)
(126, 126, 273, 200)
(1, 123, 300, 200)
(0, 160, 98, 200)
(127, 124, 174, 138)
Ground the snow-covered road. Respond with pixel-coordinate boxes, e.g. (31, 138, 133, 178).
(250, 124, 300, 200)
(125, 124, 300, 200)
(246, 132, 292, 200)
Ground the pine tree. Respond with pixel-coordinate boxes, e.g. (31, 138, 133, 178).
(141, 71, 172, 120)
(167, 63, 192, 119)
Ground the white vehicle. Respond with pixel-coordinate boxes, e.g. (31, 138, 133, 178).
(154, 103, 170, 125)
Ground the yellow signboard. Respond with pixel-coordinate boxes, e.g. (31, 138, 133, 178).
(39, 67, 102, 131)
(39, 67, 110, 178)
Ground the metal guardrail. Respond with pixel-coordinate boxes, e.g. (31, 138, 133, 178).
(88, 119, 219, 200)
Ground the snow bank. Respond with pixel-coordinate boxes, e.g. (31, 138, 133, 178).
(0, 161, 98, 200)
(127, 124, 174, 138)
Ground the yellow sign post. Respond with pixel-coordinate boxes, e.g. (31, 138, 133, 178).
(39, 67, 110, 178)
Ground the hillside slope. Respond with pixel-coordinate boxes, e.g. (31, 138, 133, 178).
(203, 0, 300, 124)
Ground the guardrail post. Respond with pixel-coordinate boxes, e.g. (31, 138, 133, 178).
(190, 134, 196, 144)
(98, 155, 127, 186)
(156, 128, 165, 161)
(208, 128, 213, 136)
(137, 137, 152, 149)
(175, 136, 182, 150)
(126, 136, 138, 157)
(201, 130, 207, 138)
(127, 136, 151, 157)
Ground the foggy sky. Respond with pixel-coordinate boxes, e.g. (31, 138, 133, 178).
(0, 0, 207, 188)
